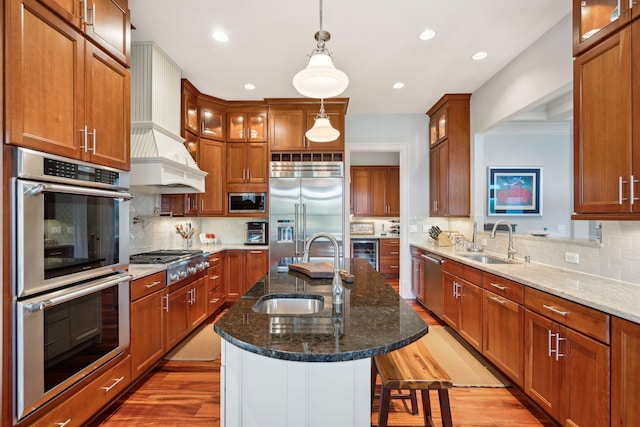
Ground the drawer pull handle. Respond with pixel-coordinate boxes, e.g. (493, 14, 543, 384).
(55, 420, 71, 427)
(488, 282, 507, 291)
(543, 304, 568, 316)
(101, 376, 124, 393)
(389, 251, 400, 255)
(210, 298, 219, 303)
(212, 275, 221, 280)
(489, 296, 506, 305)
(145, 280, 163, 289)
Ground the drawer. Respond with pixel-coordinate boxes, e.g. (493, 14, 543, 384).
(442, 258, 483, 285)
(379, 258, 400, 275)
(208, 253, 223, 266)
(483, 272, 524, 305)
(525, 287, 610, 344)
(379, 239, 400, 257)
(130, 271, 166, 301)
(29, 355, 131, 427)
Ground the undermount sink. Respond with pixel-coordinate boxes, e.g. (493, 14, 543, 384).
(253, 294, 325, 315)
(458, 254, 516, 265)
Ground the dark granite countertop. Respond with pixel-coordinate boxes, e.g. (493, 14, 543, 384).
(214, 258, 428, 362)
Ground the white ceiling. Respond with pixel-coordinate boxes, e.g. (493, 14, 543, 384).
(129, 0, 572, 115)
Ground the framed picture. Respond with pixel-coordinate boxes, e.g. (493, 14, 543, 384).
(488, 167, 542, 216)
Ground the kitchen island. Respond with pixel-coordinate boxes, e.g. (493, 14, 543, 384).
(214, 258, 428, 427)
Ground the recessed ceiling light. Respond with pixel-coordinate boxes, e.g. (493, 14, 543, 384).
(393, 82, 405, 89)
(244, 83, 256, 90)
(419, 29, 436, 41)
(472, 51, 488, 61)
(212, 31, 229, 42)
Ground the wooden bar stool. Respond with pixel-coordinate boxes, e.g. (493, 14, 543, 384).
(372, 340, 453, 427)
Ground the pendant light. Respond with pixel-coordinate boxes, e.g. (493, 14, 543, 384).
(293, 0, 348, 98)
(305, 99, 340, 142)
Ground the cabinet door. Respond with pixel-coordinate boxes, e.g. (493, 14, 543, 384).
(430, 143, 449, 216)
(633, 21, 640, 214)
(351, 167, 370, 216)
(183, 82, 200, 135)
(189, 276, 208, 328)
(564, 327, 610, 427)
(228, 112, 268, 142)
(207, 256, 225, 315)
(225, 250, 245, 301)
(6, 0, 85, 159)
(459, 280, 483, 352)
(198, 140, 225, 215)
(483, 290, 524, 387)
(441, 271, 460, 330)
(269, 109, 306, 151)
(612, 317, 640, 427)
(199, 99, 225, 141)
(574, 28, 633, 214)
(226, 143, 246, 184)
(246, 250, 268, 288)
(386, 167, 400, 216)
(85, 0, 130, 66)
(573, 0, 627, 55)
(85, 43, 130, 170)
(165, 285, 190, 350)
(246, 143, 268, 184)
(524, 309, 565, 422)
(130, 289, 165, 380)
(38, 0, 82, 28)
(370, 168, 388, 216)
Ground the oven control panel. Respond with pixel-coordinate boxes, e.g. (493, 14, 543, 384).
(44, 158, 119, 185)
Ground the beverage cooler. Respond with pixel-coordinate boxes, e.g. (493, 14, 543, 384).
(351, 239, 378, 270)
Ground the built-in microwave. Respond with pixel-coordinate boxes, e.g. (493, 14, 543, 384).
(229, 192, 266, 214)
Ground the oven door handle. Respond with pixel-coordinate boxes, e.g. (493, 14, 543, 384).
(23, 274, 132, 312)
(25, 182, 133, 201)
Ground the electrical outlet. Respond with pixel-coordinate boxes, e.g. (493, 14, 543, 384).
(51, 226, 62, 235)
(409, 225, 418, 232)
(422, 224, 430, 233)
(565, 252, 579, 264)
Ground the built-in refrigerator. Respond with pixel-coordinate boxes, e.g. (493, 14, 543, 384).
(269, 162, 344, 270)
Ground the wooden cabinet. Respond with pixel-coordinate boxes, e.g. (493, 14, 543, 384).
(227, 109, 268, 142)
(164, 282, 191, 350)
(410, 246, 426, 303)
(246, 249, 269, 287)
(38, 0, 130, 66)
(611, 317, 640, 427)
(198, 139, 226, 215)
(188, 276, 208, 328)
(427, 94, 470, 217)
(350, 166, 400, 217)
(182, 79, 200, 136)
(267, 98, 348, 152)
(524, 288, 610, 427)
(482, 273, 525, 387)
(572, 0, 635, 56)
(225, 250, 246, 302)
(130, 271, 166, 380)
(198, 96, 225, 141)
(573, 15, 640, 218)
(206, 254, 226, 316)
(6, 0, 130, 170)
(226, 142, 268, 191)
(441, 260, 483, 351)
(378, 238, 400, 278)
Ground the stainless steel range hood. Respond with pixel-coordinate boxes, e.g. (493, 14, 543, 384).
(130, 42, 206, 194)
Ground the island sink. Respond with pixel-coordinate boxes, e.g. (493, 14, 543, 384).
(253, 294, 325, 315)
(458, 254, 516, 265)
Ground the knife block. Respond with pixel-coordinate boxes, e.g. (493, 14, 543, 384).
(430, 233, 453, 246)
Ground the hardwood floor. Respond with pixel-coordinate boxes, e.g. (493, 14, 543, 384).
(90, 301, 557, 427)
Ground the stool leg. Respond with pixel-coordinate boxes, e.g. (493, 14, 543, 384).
(371, 359, 378, 411)
(408, 390, 418, 415)
(377, 385, 391, 427)
(421, 389, 433, 427)
(438, 389, 453, 427)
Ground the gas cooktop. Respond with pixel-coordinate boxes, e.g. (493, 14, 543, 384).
(129, 249, 203, 265)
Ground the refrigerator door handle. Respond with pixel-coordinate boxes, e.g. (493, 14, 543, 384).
(294, 203, 300, 255)
(302, 203, 307, 250)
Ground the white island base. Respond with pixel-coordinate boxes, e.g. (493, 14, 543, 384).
(221, 339, 372, 427)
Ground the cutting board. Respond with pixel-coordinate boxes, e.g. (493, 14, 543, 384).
(288, 262, 355, 282)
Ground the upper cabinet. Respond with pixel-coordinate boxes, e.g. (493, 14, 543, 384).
(198, 95, 225, 141)
(227, 106, 268, 143)
(5, 0, 130, 170)
(38, 0, 130, 66)
(267, 98, 348, 153)
(573, 11, 640, 219)
(427, 94, 471, 217)
(350, 166, 399, 217)
(182, 79, 200, 136)
(573, 0, 639, 56)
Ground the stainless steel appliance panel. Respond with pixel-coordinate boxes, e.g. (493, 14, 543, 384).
(423, 253, 443, 318)
(351, 239, 378, 270)
(15, 272, 131, 421)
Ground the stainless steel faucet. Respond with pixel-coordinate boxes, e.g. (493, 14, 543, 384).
(490, 220, 517, 260)
(469, 222, 483, 252)
(302, 232, 344, 305)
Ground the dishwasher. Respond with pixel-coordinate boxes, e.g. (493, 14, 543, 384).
(422, 252, 443, 318)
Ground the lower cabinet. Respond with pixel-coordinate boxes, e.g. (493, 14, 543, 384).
(206, 253, 226, 316)
(482, 273, 525, 387)
(378, 238, 400, 278)
(130, 272, 166, 380)
(524, 289, 610, 427)
(611, 317, 640, 427)
(410, 246, 425, 304)
(226, 249, 269, 302)
(441, 261, 483, 351)
(188, 276, 208, 328)
(246, 249, 269, 286)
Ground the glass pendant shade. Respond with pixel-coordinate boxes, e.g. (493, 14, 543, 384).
(293, 52, 349, 98)
(305, 116, 340, 142)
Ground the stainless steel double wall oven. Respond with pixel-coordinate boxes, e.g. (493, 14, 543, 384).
(11, 148, 132, 422)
